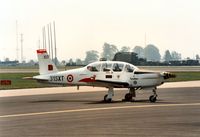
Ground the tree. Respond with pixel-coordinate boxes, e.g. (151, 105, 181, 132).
(61, 60, 66, 66)
(22, 60, 26, 64)
(4, 58, 10, 62)
(133, 46, 144, 58)
(171, 51, 181, 60)
(76, 58, 83, 65)
(163, 50, 172, 62)
(120, 46, 130, 52)
(28, 59, 35, 65)
(144, 44, 161, 61)
(84, 50, 99, 65)
(101, 43, 118, 60)
(53, 57, 60, 66)
(69, 58, 74, 65)
(196, 54, 200, 60)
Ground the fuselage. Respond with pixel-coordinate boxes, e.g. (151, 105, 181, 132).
(33, 61, 165, 88)
(32, 49, 176, 103)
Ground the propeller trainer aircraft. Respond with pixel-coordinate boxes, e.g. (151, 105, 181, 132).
(31, 49, 175, 103)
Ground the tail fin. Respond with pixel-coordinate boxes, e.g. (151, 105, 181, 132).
(37, 49, 58, 75)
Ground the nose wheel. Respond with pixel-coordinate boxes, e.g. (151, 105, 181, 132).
(149, 95, 157, 102)
(149, 88, 157, 103)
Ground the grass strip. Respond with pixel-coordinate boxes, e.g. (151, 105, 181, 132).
(0, 72, 200, 90)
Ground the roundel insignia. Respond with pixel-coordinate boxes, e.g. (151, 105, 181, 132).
(67, 74, 74, 82)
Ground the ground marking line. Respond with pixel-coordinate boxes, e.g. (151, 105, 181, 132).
(0, 103, 200, 119)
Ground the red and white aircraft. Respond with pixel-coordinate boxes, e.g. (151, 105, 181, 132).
(32, 49, 175, 103)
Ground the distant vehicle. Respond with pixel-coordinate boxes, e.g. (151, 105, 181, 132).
(29, 49, 175, 103)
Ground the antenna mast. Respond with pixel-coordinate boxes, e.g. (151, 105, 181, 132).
(20, 33, 23, 63)
(144, 33, 147, 47)
(16, 21, 19, 61)
(42, 27, 44, 49)
(53, 21, 57, 65)
(50, 23, 53, 61)
(47, 24, 51, 58)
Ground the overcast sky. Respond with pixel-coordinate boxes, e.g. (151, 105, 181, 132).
(0, 0, 200, 61)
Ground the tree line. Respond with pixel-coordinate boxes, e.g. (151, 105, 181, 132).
(65, 42, 199, 66)
(2, 42, 198, 66)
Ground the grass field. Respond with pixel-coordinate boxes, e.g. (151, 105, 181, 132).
(0, 72, 200, 90)
(166, 72, 200, 82)
(0, 73, 54, 90)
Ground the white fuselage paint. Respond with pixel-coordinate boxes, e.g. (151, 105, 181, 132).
(34, 61, 165, 89)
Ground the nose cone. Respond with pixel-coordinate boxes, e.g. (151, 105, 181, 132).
(162, 72, 176, 79)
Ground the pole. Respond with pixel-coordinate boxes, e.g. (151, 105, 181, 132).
(20, 34, 23, 63)
(53, 21, 57, 65)
(38, 38, 40, 49)
(47, 24, 51, 58)
(42, 27, 44, 49)
(44, 27, 46, 49)
(145, 33, 147, 47)
(50, 23, 53, 61)
(16, 21, 19, 61)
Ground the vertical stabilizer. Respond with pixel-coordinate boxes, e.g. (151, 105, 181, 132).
(37, 49, 58, 75)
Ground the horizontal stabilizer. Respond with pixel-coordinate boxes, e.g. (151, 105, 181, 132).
(22, 77, 34, 80)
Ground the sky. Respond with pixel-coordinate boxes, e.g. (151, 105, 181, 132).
(0, 0, 200, 62)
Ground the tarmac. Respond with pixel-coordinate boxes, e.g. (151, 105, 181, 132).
(0, 80, 200, 97)
(0, 81, 200, 137)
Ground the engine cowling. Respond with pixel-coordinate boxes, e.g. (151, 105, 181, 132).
(162, 72, 176, 79)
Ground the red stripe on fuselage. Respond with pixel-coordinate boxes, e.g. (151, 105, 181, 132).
(37, 49, 47, 54)
(79, 77, 96, 82)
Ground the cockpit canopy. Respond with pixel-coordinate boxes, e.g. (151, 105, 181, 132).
(86, 61, 138, 73)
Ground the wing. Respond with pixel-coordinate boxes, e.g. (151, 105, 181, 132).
(95, 80, 129, 88)
(79, 77, 129, 88)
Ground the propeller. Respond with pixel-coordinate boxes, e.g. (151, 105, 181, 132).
(162, 72, 176, 79)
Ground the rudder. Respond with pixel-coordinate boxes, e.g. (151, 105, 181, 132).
(37, 49, 58, 75)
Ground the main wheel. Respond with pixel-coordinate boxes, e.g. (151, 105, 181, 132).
(104, 94, 112, 103)
(149, 95, 157, 103)
(124, 93, 133, 101)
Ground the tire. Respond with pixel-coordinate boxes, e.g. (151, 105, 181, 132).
(149, 95, 157, 103)
(125, 93, 132, 101)
(104, 94, 112, 103)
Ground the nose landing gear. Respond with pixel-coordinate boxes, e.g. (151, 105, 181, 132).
(149, 87, 157, 103)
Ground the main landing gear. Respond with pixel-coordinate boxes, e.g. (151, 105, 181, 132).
(104, 87, 114, 103)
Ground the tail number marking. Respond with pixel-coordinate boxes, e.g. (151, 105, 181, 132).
(67, 75, 74, 82)
(50, 76, 64, 82)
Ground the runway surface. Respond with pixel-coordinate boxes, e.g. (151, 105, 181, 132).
(0, 86, 200, 136)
